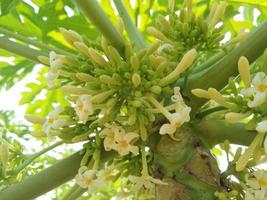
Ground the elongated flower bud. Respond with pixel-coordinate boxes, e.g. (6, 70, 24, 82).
(208, 88, 233, 108)
(25, 114, 45, 124)
(59, 28, 83, 45)
(88, 48, 106, 65)
(209, 1, 227, 28)
(62, 86, 91, 95)
(147, 27, 170, 43)
(225, 112, 248, 123)
(107, 46, 121, 63)
(117, 18, 124, 36)
(74, 42, 90, 56)
(168, 0, 175, 12)
(238, 56, 251, 88)
(159, 49, 197, 86)
(236, 132, 265, 172)
(130, 55, 140, 71)
(76, 73, 97, 82)
(38, 56, 50, 65)
(90, 90, 115, 104)
(146, 40, 161, 56)
(191, 88, 210, 98)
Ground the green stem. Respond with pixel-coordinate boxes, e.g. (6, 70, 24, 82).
(0, 28, 73, 56)
(61, 184, 80, 200)
(73, 0, 125, 54)
(193, 120, 256, 147)
(0, 150, 116, 200)
(192, 50, 226, 73)
(113, 0, 147, 50)
(13, 141, 63, 174)
(183, 20, 267, 112)
(0, 152, 82, 200)
(0, 37, 46, 62)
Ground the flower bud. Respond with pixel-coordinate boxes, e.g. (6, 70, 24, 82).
(107, 46, 121, 63)
(225, 112, 248, 123)
(38, 56, 50, 65)
(150, 86, 162, 94)
(74, 42, 90, 56)
(208, 88, 233, 108)
(132, 73, 141, 88)
(191, 88, 210, 98)
(76, 73, 97, 82)
(59, 28, 82, 45)
(88, 48, 106, 65)
(238, 56, 251, 88)
(25, 115, 45, 124)
(147, 27, 170, 43)
(90, 90, 114, 104)
(0, 142, 9, 166)
(62, 86, 91, 95)
(130, 55, 140, 71)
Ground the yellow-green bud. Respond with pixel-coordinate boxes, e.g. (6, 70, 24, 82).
(74, 42, 90, 56)
(62, 86, 91, 95)
(90, 90, 114, 104)
(0, 142, 9, 166)
(130, 55, 140, 71)
(37, 56, 50, 65)
(150, 86, 162, 94)
(76, 73, 97, 82)
(238, 56, 251, 88)
(59, 27, 82, 45)
(132, 73, 141, 88)
(88, 48, 106, 65)
(24, 114, 45, 124)
(147, 27, 170, 43)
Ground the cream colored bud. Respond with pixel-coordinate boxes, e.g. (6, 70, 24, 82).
(229, 31, 248, 45)
(238, 56, 251, 88)
(101, 36, 109, 55)
(147, 27, 170, 43)
(146, 40, 161, 56)
(74, 42, 90, 56)
(209, 1, 227, 28)
(107, 46, 121, 63)
(62, 86, 91, 95)
(225, 112, 248, 123)
(90, 90, 115, 104)
(208, 88, 232, 108)
(130, 55, 140, 71)
(88, 48, 106, 65)
(37, 56, 50, 65)
(25, 114, 45, 124)
(159, 49, 197, 86)
(132, 73, 141, 88)
(208, 2, 218, 22)
(76, 73, 97, 82)
(59, 28, 82, 45)
(191, 88, 210, 99)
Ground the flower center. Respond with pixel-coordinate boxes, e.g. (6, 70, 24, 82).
(259, 178, 267, 187)
(175, 121, 182, 128)
(84, 178, 92, 186)
(258, 83, 267, 92)
(47, 117, 54, 124)
(119, 140, 128, 148)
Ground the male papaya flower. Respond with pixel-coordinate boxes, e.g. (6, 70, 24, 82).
(245, 189, 266, 200)
(246, 170, 267, 190)
(75, 95, 94, 123)
(99, 124, 123, 151)
(100, 124, 139, 156)
(46, 51, 64, 88)
(241, 72, 267, 108)
(114, 131, 139, 156)
(43, 106, 67, 135)
(75, 166, 106, 192)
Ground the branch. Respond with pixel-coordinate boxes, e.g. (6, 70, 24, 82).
(73, 0, 125, 53)
(0, 152, 82, 200)
(183, 20, 267, 111)
(113, 0, 147, 50)
(0, 150, 116, 200)
(193, 120, 256, 147)
(0, 37, 46, 62)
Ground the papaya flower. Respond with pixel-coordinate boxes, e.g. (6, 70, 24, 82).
(99, 124, 123, 151)
(75, 95, 94, 123)
(241, 72, 267, 108)
(46, 51, 64, 88)
(245, 189, 266, 200)
(246, 170, 267, 190)
(114, 131, 139, 156)
(75, 166, 106, 192)
(256, 120, 267, 155)
(159, 87, 191, 138)
(43, 106, 67, 135)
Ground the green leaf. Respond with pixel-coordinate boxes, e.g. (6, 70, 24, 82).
(0, 0, 19, 16)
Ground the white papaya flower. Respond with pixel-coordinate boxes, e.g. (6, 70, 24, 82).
(43, 106, 67, 135)
(241, 72, 267, 108)
(114, 131, 139, 156)
(75, 166, 106, 192)
(75, 95, 94, 123)
(246, 170, 267, 190)
(256, 120, 267, 133)
(99, 124, 123, 151)
(245, 189, 266, 200)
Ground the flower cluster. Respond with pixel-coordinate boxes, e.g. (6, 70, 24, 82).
(244, 170, 267, 200)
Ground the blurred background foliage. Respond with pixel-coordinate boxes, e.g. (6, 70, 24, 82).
(0, 0, 267, 199)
